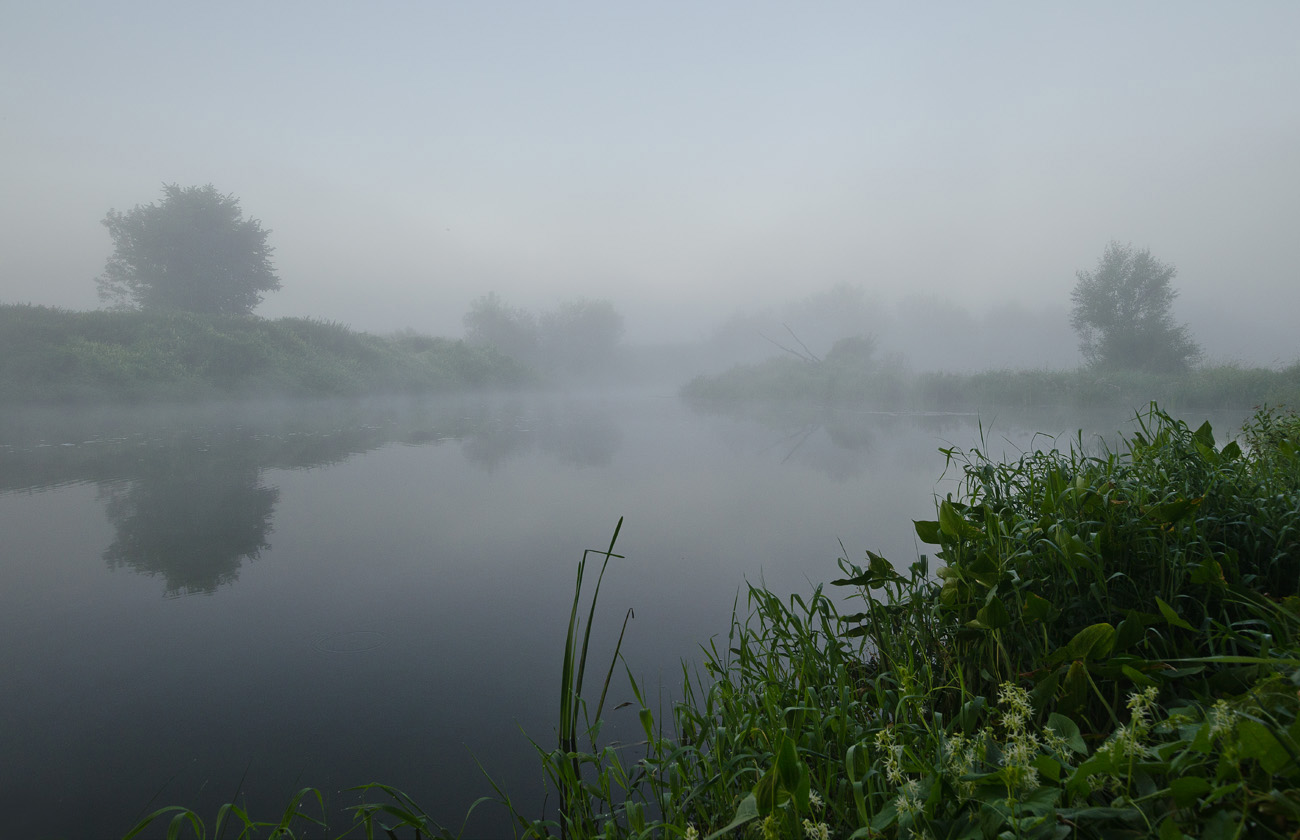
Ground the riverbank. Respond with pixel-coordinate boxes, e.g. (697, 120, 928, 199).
(0, 304, 531, 404)
(682, 352, 1300, 412)
(123, 404, 1300, 839)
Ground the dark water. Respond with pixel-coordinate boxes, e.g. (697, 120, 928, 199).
(0, 393, 1246, 838)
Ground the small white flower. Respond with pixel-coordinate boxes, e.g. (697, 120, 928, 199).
(802, 817, 831, 840)
(1209, 699, 1236, 737)
(895, 779, 922, 817)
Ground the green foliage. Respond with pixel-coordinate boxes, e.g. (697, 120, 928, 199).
(684, 361, 1300, 411)
(1070, 242, 1202, 373)
(120, 407, 1300, 839)
(496, 406, 1300, 839)
(97, 184, 281, 316)
(0, 304, 531, 404)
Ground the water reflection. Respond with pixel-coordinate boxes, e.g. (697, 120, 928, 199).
(99, 440, 279, 596)
(0, 395, 624, 593)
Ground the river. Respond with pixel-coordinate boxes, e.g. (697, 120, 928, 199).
(0, 391, 1245, 838)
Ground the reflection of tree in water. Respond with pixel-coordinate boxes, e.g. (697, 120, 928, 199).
(459, 400, 621, 470)
(100, 442, 278, 597)
(3, 396, 626, 593)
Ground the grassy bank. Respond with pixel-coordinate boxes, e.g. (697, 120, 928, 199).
(0, 304, 532, 403)
(682, 353, 1300, 411)
(124, 405, 1300, 839)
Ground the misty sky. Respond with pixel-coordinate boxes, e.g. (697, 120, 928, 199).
(2, 2, 1297, 360)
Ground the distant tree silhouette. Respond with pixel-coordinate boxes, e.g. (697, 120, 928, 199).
(97, 183, 280, 315)
(462, 292, 539, 361)
(1070, 242, 1201, 373)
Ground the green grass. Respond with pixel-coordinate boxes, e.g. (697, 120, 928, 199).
(119, 405, 1300, 839)
(497, 404, 1300, 839)
(0, 304, 533, 403)
(683, 355, 1300, 412)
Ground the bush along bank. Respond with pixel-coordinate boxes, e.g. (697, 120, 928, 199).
(501, 405, 1300, 840)
(0, 303, 532, 404)
(681, 355, 1300, 412)
(123, 405, 1300, 839)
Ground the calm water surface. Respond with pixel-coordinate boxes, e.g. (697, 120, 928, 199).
(0, 393, 1242, 838)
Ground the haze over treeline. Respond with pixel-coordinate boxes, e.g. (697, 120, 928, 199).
(2, 3, 1297, 369)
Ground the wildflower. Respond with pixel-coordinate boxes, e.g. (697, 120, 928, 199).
(941, 732, 976, 798)
(802, 817, 831, 840)
(1041, 724, 1069, 757)
(1208, 699, 1236, 737)
(875, 727, 905, 784)
(761, 814, 781, 840)
(895, 779, 922, 818)
(807, 789, 824, 811)
(997, 683, 1034, 722)
(1126, 685, 1159, 727)
(684, 826, 699, 840)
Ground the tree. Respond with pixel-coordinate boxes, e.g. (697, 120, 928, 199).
(96, 183, 280, 315)
(462, 292, 539, 361)
(537, 298, 624, 374)
(1069, 242, 1201, 373)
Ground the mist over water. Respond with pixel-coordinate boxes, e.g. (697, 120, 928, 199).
(0, 393, 1252, 837)
(2, 4, 1297, 836)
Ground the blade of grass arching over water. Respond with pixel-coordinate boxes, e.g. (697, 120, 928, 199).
(595, 606, 636, 729)
(555, 517, 625, 839)
(573, 517, 625, 715)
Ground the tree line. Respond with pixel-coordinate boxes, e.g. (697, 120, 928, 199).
(90, 183, 1200, 376)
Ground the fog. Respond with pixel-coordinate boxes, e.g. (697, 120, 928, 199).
(2, 2, 1298, 367)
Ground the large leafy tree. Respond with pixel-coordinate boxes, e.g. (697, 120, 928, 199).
(1070, 242, 1201, 373)
(96, 183, 280, 315)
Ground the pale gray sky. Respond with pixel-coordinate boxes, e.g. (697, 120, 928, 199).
(2, 1, 1297, 359)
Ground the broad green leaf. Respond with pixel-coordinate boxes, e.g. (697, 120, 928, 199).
(972, 596, 1012, 630)
(957, 695, 987, 731)
(831, 552, 903, 589)
(1199, 809, 1237, 840)
(1144, 497, 1202, 525)
(1022, 592, 1057, 622)
(1060, 660, 1089, 715)
(1113, 611, 1149, 652)
(1193, 420, 1215, 449)
(1169, 775, 1209, 808)
(1190, 557, 1226, 587)
(1121, 664, 1159, 686)
(1067, 623, 1116, 660)
(753, 770, 777, 816)
(1046, 713, 1087, 754)
(1237, 718, 1292, 774)
(939, 499, 983, 540)
(869, 799, 899, 831)
(1158, 816, 1187, 840)
(704, 794, 759, 840)
(776, 736, 799, 789)
(914, 519, 942, 545)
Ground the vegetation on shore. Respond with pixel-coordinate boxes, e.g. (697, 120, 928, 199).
(681, 348, 1300, 411)
(0, 304, 532, 404)
(123, 404, 1300, 839)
